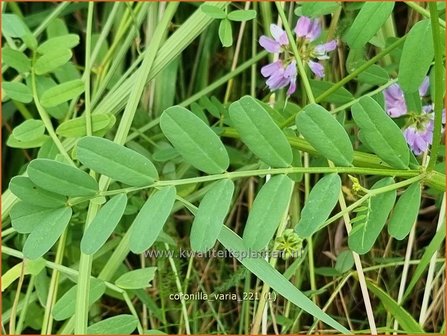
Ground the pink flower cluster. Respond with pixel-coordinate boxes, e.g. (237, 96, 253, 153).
(259, 16, 337, 96)
(384, 77, 445, 155)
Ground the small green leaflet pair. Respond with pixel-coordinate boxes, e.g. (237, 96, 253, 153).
(200, 4, 256, 47)
(9, 136, 160, 259)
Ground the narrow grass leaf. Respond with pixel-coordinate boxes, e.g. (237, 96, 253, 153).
(77, 136, 158, 186)
(9, 176, 66, 208)
(81, 194, 128, 255)
(348, 177, 396, 255)
(229, 96, 293, 167)
(56, 114, 115, 138)
(52, 278, 105, 321)
(296, 104, 353, 166)
(366, 280, 425, 333)
(352, 96, 410, 169)
(2, 81, 32, 103)
(23, 207, 72, 259)
(388, 182, 421, 240)
(1, 259, 46, 292)
(115, 267, 157, 289)
(12, 119, 45, 142)
(243, 175, 294, 250)
(2, 47, 31, 73)
(40, 79, 84, 107)
(218, 19, 233, 47)
(402, 223, 445, 302)
(27, 158, 98, 197)
(399, 20, 434, 92)
(130, 187, 176, 254)
(87, 315, 138, 334)
(218, 226, 351, 334)
(191, 179, 234, 252)
(34, 48, 72, 75)
(295, 174, 341, 238)
(160, 106, 229, 174)
(36, 34, 80, 54)
(344, 2, 395, 49)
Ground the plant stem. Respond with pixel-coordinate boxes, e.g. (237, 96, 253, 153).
(84, 2, 94, 136)
(427, 2, 444, 171)
(405, 2, 446, 28)
(30, 65, 74, 166)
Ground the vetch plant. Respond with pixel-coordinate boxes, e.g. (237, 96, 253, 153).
(1, 2, 446, 335)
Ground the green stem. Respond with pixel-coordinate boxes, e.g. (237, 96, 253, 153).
(84, 2, 94, 136)
(275, 2, 315, 104)
(427, 2, 444, 171)
(98, 167, 421, 198)
(30, 64, 74, 166)
(405, 2, 446, 28)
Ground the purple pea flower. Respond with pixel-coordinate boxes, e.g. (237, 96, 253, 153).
(261, 60, 297, 95)
(384, 76, 430, 117)
(259, 24, 289, 53)
(294, 16, 337, 78)
(403, 120, 434, 155)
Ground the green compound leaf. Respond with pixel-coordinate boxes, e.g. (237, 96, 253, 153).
(366, 280, 425, 333)
(87, 315, 138, 335)
(130, 186, 176, 254)
(218, 19, 233, 47)
(11, 202, 61, 233)
(218, 226, 351, 334)
(357, 64, 390, 85)
(348, 177, 396, 255)
(34, 48, 72, 75)
(160, 106, 229, 174)
(229, 96, 293, 168)
(388, 182, 421, 240)
(295, 174, 341, 238)
(399, 19, 434, 92)
(191, 179, 234, 252)
(81, 194, 128, 255)
(36, 34, 80, 54)
(335, 250, 354, 274)
(12, 119, 45, 142)
(200, 4, 226, 19)
(56, 114, 115, 138)
(2, 47, 31, 73)
(2, 13, 37, 50)
(53, 278, 105, 321)
(40, 79, 84, 108)
(2, 81, 32, 103)
(227, 10, 256, 21)
(301, 2, 341, 17)
(296, 104, 353, 167)
(310, 80, 354, 104)
(9, 176, 66, 208)
(27, 158, 99, 197)
(77, 136, 158, 187)
(115, 267, 157, 290)
(6, 134, 48, 149)
(352, 96, 410, 169)
(23, 207, 72, 260)
(243, 175, 294, 250)
(344, 2, 395, 49)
